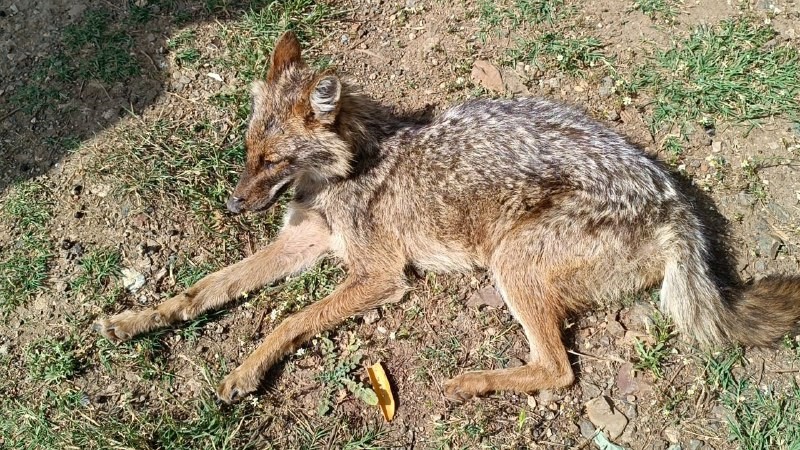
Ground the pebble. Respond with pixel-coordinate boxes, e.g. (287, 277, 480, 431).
(585, 396, 628, 440)
(121, 268, 146, 292)
(363, 309, 380, 324)
(579, 418, 596, 439)
(466, 285, 505, 308)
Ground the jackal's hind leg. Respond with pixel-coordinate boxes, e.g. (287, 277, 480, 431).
(444, 266, 574, 401)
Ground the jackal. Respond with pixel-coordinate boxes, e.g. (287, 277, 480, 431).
(95, 32, 800, 404)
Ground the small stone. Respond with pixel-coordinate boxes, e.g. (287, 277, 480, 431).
(737, 191, 755, 206)
(466, 286, 505, 308)
(606, 314, 625, 338)
(363, 309, 380, 324)
(502, 69, 529, 96)
(581, 382, 602, 398)
(767, 203, 792, 222)
(664, 427, 680, 443)
(585, 396, 628, 440)
(616, 362, 653, 395)
(579, 419, 596, 439)
(537, 389, 560, 405)
(711, 141, 722, 152)
(505, 357, 525, 368)
(687, 439, 704, 450)
(471, 60, 504, 93)
(121, 268, 146, 292)
(526, 395, 537, 409)
(598, 76, 615, 98)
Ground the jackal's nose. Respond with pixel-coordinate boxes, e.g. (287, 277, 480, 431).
(226, 196, 244, 214)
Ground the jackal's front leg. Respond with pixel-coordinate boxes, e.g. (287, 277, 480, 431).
(94, 209, 331, 342)
(216, 272, 408, 403)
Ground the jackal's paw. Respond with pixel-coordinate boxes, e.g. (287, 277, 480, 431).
(443, 372, 490, 403)
(93, 309, 160, 342)
(216, 368, 258, 404)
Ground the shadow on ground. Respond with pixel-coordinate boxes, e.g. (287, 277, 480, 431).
(0, 0, 285, 193)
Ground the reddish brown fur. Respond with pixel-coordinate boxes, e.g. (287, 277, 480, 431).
(95, 32, 800, 405)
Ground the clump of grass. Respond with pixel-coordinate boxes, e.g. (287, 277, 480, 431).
(630, 18, 800, 134)
(632, 0, 678, 21)
(0, 181, 53, 311)
(479, 0, 565, 28)
(634, 310, 675, 378)
(508, 33, 610, 76)
(26, 337, 82, 383)
(705, 348, 800, 448)
(2, 180, 52, 229)
(315, 334, 378, 416)
(62, 9, 141, 83)
(70, 247, 122, 308)
(417, 334, 463, 382)
(218, 0, 333, 82)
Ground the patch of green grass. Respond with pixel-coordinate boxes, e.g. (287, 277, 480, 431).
(479, 0, 565, 29)
(509, 33, 610, 76)
(104, 119, 244, 214)
(70, 247, 122, 307)
(0, 181, 53, 311)
(315, 334, 378, 416)
(63, 9, 141, 83)
(632, 0, 678, 21)
(218, 0, 334, 82)
(0, 380, 252, 449)
(176, 47, 202, 66)
(25, 337, 82, 383)
(629, 18, 800, 134)
(417, 334, 463, 381)
(633, 309, 675, 378)
(740, 157, 769, 203)
(2, 180, 52, 229)
(662, 135, 683, 158)
(153, 381, 252, 450)
(96, 332, 171, 381)
(432, 407, 493, 448)
(705, 348, 800, 449)
(0, 235, 51, 311)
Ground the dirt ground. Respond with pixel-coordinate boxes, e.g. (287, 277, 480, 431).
(2, 0, 800, 449)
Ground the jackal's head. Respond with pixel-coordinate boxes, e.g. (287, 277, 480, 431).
(226, 32, 350, 214)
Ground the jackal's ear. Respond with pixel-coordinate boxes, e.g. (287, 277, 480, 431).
(310, 75, 341, 124)
(268, 32, 303, 82)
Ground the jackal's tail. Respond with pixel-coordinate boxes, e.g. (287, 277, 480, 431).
(659, 207, 800, 347)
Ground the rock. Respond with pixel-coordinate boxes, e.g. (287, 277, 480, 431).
(121, 268, 146, 292)
(667, 445, 682, 450)
(526, 395, 537, 409)
(711, 141, 722, 152)
(737, 191, 756, 206)
(502, 69, 529, 96)
(585, 396, 628, 440)
(537, 389, 560, 405)
(606, 313, 626, 338)
(767, 203, 792, 222)
(687, 439, 704, 450)
(466, 286, 505, 309)
(471, 60, 504, 93)
(616, 362, 654, 396)
(363, 309, 380, 324)
(505, 356, 525, 368)
(664, 427, 680, 443)
(598, 76, 615, 98)
(579, 418, 596, 439)
(581, 381, 602, 398)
